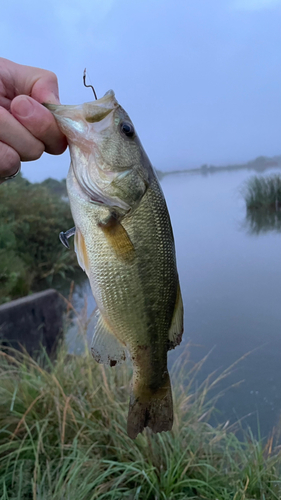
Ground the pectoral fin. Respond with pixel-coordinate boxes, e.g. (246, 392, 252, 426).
(98, 216, 135, 261)
(74, 228, 89, 274)
(167, 283, 184, 350)
(90, 309, 126, 366)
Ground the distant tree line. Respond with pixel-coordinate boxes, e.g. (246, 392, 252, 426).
(155, 154, 281, 179)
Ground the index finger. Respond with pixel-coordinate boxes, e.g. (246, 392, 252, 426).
(0, 58, 61, 106)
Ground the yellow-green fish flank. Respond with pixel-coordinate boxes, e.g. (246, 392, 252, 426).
(45, 90, 183, 438)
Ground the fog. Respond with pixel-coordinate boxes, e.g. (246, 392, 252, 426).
(1, 0, 281, 181)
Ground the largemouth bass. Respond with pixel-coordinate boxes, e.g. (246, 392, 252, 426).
(45, 90, 183, 439)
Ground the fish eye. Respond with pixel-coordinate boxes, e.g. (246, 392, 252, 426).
(120, 121, 135, 138)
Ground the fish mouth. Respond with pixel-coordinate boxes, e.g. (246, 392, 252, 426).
(44, 91, 130, 212)
(43, 90, 118, 131)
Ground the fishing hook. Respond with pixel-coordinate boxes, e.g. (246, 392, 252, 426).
(83, 68, 98, 100)
(59, 227, 76, 249)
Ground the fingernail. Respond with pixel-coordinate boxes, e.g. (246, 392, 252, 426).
(13, 97, 34, 118)
(43, 93, 60, 105)
(52, 91, 61, 105)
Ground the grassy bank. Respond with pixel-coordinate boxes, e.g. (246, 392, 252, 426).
(244, 175, 281, 211)
(0, 343, 281, 499)
(0, 174, 82, 304)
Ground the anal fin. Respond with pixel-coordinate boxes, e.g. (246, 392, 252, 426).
(167, 282, 184, 350)
(90, 309, 126, 367)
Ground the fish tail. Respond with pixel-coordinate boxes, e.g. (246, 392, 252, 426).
(127, 372, 173, 439)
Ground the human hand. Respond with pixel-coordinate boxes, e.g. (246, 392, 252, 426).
(0, 58, 67, 184)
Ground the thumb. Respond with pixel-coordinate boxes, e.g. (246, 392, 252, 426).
(11, 95, 67, 155)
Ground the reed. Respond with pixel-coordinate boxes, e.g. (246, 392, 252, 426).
(244, 175, 281, 210)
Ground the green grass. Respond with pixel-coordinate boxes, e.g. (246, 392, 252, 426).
(1, 341, 281, 500)
(244, 175, 281, 210)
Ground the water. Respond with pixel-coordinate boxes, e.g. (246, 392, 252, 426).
(67, 167, 281, 437)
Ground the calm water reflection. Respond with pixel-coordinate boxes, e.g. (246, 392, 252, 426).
(245, 207, 281, 235)
(67, 168, 281, 438)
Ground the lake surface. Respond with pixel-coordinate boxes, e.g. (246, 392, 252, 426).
(67, 167, 281, 438)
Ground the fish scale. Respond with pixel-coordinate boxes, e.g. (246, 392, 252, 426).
(73, 176, 176, 351)
(45, 90, 183, 438)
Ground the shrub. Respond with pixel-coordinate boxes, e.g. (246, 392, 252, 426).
(0, 174, 81, 303)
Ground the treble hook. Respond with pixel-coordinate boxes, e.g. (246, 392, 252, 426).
(83, 68, 98, 100)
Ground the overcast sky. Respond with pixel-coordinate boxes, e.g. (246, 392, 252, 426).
(1, 0, 281, 181)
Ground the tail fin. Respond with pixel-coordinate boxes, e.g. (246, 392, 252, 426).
(127, 374, 173, 439)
